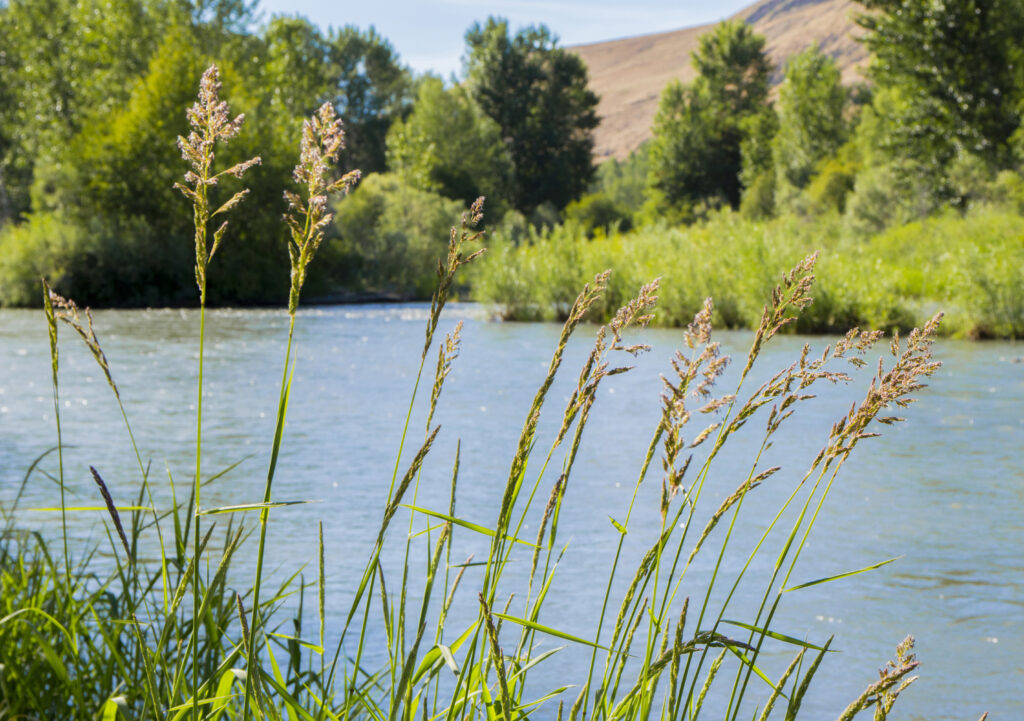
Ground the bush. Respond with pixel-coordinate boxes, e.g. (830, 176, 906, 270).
(330, 173, 465, 298)
(0, 213, 90, 306)
(739, 170, 775, 220)
(806, 157, 857, 215)
(563, 192, 633, 236)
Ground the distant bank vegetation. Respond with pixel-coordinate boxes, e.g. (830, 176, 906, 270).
(1, 0, 1023, 337)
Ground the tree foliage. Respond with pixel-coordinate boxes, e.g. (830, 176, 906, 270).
(648, 20, 771, 214)
(772, 47, 848, 203)
(386, 76, 511, 211)
(465, 17, 599, 213)
(856, 0, 1024, 183)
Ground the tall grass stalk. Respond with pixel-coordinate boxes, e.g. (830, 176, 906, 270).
(0, 67, 954, 721)
(241, 100, 359, 719)
(175, 65, 260, 721)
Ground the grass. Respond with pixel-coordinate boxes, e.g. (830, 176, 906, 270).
(471, 207, 1024, 339)
(0, 65, 952, 721)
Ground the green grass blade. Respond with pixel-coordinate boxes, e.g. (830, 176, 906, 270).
(492, 613, 609, 652)
(725, 644, 786, 699)
(401, 505, 539, 548)
(197, 500, 320, 515)
(719, 620, 831, 651)
(783, 556, 902, 593)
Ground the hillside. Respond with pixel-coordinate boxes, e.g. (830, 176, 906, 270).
(573, 0, 869, 160)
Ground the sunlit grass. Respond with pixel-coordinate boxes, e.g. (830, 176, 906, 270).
(0, 65, 947, 721)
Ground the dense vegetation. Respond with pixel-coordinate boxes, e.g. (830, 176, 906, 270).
(0, 64, 942, 720)
(0, 0, 597, 306)
(476, 2, 1024, 338)
(1, 0, 1023, 339)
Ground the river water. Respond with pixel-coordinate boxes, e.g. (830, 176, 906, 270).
(1, 304, 1021, 719)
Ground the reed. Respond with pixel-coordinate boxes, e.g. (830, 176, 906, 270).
(0, 66, 956, 721)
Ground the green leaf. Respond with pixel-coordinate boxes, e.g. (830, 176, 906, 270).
(269, 632, 323, 654)
(492, 612, 609, 651)
(609, 516, 627, 535)
(725, 644, 787, 699)
(783, 556, 902, 592)
(401, 505, 538, 548)
(25, 506, 146, 512)
(196, 499, 320, 515)
(101, 696, 127, 721)
(720, 620, 832, 651)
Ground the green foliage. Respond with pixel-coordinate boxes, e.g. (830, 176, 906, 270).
(855, 0, 1024, 198)
(772, 47, 848, 207)
(326, 25, 414, 174)
(0, 0, 162, 221)
(563, 192, 633, 236)
(0, 2, 420, 307)
(648, 82, 734, 218)
(692, 19, 771, 117)
(739, 170, 776, 220)
(0, 214, 89, 306)
(739, 109, 779, 219)
(475, 205, 1024, 338)
(331, 173, 465, 297)
(806, 155, 858, 216)
(465, 17, 599, 213)
(648, 21, 770, 213)
(591, 144, 649, 217)
(739, 108, 778, 192)
(386, 76, 511, 211)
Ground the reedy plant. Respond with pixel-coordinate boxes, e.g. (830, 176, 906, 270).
(0, 66, 965, 721)
(241, 99, 360, 719)
(174, 63, 260, 721)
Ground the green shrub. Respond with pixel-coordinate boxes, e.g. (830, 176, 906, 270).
(806, 157, 857, 215)
(739, 170, 775, 219)
(0, 213, 89, 306)
(330, 173, 465, 298)
(563, 192, 633, 235)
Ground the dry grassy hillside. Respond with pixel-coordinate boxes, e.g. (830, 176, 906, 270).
(573, 0, 869, 160)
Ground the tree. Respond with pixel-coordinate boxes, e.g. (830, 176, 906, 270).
(261, 16, 332, 119)
(465, 17, 599, 213)
(325, 26, 413, 174)
(856, 0, 1024, 186)
(648, 82, 733, 216)
(0, 0, 161, 220)
(648, 20, 770, 214)
(386, 76, 511, 211)
(738, 108, 779, 219)
(772, 46, 848, 203)
(692, 19, 770, 118)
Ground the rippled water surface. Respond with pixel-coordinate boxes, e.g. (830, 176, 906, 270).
(1, 304, 1021, 719)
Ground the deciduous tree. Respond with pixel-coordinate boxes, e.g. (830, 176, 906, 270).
(465, 17, 599, 213)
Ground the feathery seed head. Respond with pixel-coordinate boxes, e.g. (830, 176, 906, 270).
(285, 102, 360, 314)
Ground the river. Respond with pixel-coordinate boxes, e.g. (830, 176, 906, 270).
(1, 304, 1021, 719)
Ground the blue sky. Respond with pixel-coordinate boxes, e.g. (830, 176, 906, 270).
(255, 0, 752, 78)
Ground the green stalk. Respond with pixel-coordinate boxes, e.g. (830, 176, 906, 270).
(43, 292, 71, 607)
(242, 311, 297, 715)
(193, 294, 206, 721)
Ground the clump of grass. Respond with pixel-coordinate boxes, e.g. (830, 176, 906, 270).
(471, 207, 1024, 338)
(0, 65, 960, 721)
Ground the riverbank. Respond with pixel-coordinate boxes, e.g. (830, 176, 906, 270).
(471, 206, 1024, 339)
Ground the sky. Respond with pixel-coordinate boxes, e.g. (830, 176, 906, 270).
(254, 0, 753, 78)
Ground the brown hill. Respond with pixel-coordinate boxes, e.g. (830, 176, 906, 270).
(573, 0, 869, 160)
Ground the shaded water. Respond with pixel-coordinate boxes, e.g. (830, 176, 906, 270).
(1, 304, 1021, 719)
